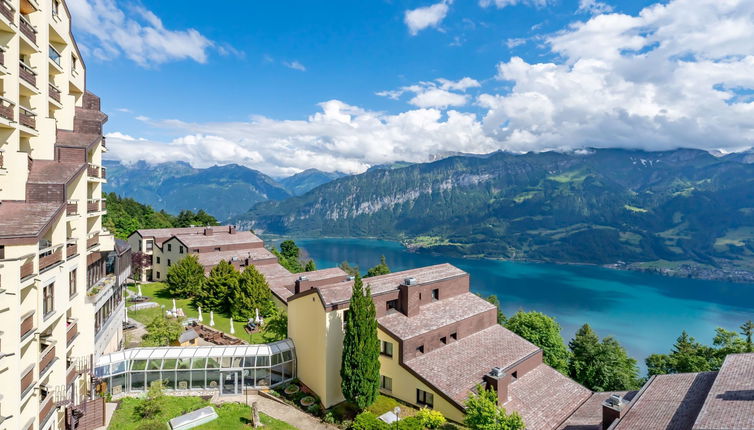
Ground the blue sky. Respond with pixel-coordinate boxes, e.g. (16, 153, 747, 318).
(68, 0, 754, 176)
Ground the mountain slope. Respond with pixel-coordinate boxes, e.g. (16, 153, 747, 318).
(236, 148, 754, 272)
(104, 161, 291, 221)
(279, 169, 347, 196)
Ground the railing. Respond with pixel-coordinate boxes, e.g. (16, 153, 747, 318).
(101, 167, 107, 179)
(66, 319, 78, 346)
(66, 199, 78, 216)
(20, 365, 34, 395)
(87, 234, 99, 249)
(20, 311, 35, 339)
(66, 362, 77, 385)
(39, 245, 63, 272)
(0, 46, 4, 68)
(88, 164, 106, 179)
(101, 199, 106, 209)
(0, 96, 14, 121)
(39, 391, 55, 425)
(19, 106, 36, 129)
(0, 149, 4, 170)
(49, 83, 61, 103)
(20, 258, 34, 280)
(0, 0, 14, 23)
(19, 61, 36, 87)
(48, 45, 61, 66)
(101, 135, 106, 149)
(39, 344, 56, 375)
(66, 239, 77, 259)
(87, 199, 99, 213)
(19, 14, 37, 44)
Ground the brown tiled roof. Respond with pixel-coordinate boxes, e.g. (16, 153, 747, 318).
(133, 226, 209, 244)
(314, 264, 467, 306)
(378, 293, 495, 340)
(0, 201, 64, 239)
(56, 130, 101, 149)
(27, 160, 85, 184)
(405, 324, 540, 406)
(557, 391, 638, 430)
(612, 372, 717, 430)
(196, 248, 276, 268)
(693, 353, 754, 430)
(257, 265, 348, 303)
(177, 230, 263, 249)
(506, 364, 593, 430)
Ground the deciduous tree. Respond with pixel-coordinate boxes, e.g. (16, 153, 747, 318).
(505, 311, 570, 374)
(366, 256, 390, 278)
(304, 260, 316, 272)
(464, 385, 525, 430)
(142, 315, 184, 347)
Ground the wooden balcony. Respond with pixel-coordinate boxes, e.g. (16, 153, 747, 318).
(19, 106, 36, 129)
(39, 344, 56, 374)
(87, 199, 99, 213)
(66, 200, 78, 216)
(19, 14, 36, 44)
(0, 96, 14, 121)
(66, 319, 78, 346)
(87, 163, 104, 179)
(20, 310, 35, 339)
(66, 240, 77, 259)
(49, 83, 61, 103)
(87, 234, 99, 249)
(0, 47, 4, 68)
(20, 365, 34, 395)
(39, 245, 63, 272)
(39, 391, 55, 425)
(0, 0, 14, 23)
(66, 362, 77, 385)
(20, 258, 34, 280)
(0, 149, 4, 171)
(19, 61, 36, 87)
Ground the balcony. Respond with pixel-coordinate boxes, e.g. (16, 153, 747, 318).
(49, 83, 61, 103)
(19, 14, 36, 45)
(48, 45, 61, 68)
(102, 135, 106, 149)
(66, 199, 78, 216)
(0, 96, 14, 121)
(19, 106, 36, 129)
(0, 46, 4, 69)
(0, 0, 13, 23)
(66, 319, 78, 346)
(87, 234, 99, 249)
(19, 61, 36, 87)
(66, 239, 77, 259)
(87, 199, 100, 214)
(20, 258, 34, 280)
(39, 389, 55, 425)
(87, 163, 106, 180)
(39, 244, 63, 272)
(20, 365, 34, 396)
(66, 361, 77, 385)
(20, 310, 35, 340)
(39, 343, 56, 375)
(0, 149, 4, 173)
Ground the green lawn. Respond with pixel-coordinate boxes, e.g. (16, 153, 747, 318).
(127, 283, 275, 344)
(109, 396, 298, 430)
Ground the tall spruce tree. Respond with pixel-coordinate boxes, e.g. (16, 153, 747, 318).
(230, 265, 276, 320)
(568, 324, 641, 391)
(340, 275, 380, 410)
(166, 254, 205, 298)
(194, 260, 238, 312)
(741, 320, 754, 353)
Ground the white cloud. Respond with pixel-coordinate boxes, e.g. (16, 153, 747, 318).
(479, 0, 551, 9)
(283, 61, 307, 71)
(405, 0, 453, 36)
(67, 0, 215, 66)
(377, 77, 480, 109)
(578, 0, 613, 14)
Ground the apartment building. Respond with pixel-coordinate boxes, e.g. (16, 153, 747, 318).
(0, 1, 116, 429)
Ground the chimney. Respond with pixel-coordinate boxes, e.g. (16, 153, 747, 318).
(228, 225, 236, 234)
(204, 227, 213, 236)
(295, 276, 310, 294)
(483, 367, 508, 406)
(602, 394, 626, 429)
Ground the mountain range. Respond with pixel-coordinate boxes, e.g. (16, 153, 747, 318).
(103, 160, 344, 220)
(234, 148, 754, 275)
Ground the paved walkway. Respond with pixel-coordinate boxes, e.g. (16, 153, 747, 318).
(212, 393, 337, 430)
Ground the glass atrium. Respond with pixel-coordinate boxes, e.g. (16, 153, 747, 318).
(94, 340, 296, 395)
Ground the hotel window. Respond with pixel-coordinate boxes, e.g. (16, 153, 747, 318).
(179, 246, 184, 254)
(146, 240, 153, 251)
(0, 245, 4, 259)
(43, 283, 55, 316)
(168, 244, 172, 252)
(511, 371, 518, 382)
(380, 341, 393, 358)
(431, 288, 439, 301)
(214, 247, 221, 252)
(380, 375, 392, 392)
(450, 332, 457, 341)
(168, 259, 172, 267)
(69, 269, 77, 297)
(156, 257, 161, 264)
(386, 299, 398, 312)
(440, 336, 447, 345)
(52, 0, 60, 17)
(157, 272, 161, 279)
(417, 389, 434, 408)
(416, 345, 424, 355)
(193, 249, 200, 253)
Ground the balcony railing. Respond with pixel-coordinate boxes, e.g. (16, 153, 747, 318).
(87, 234, 99, 249)
(102, 135, 106, 149)
(19, 14, 37, 44)
(20, 258, 34, 280)
(0, 0, 14, 23)
(39, 343, 56, 375)
(66, 239, 77, 259)
(0, 148, 4, 171)
(39, 245, 63, 272)
(0, 96, 14, 121)
(0, 46, 4, 68)
(49, 83, 61, 103)
(66, 319, 78, 346)
(20, 310, 35, 339)
(19, 61, 36, 87)
(66, 362, 77, 385)
(19, 106, 36, 129)
(87, 199, 100, 213)
(87, 163, 99, 178)
(66, 199, 78, 216)
(48, 45, 61, 67)
(39, 390, 55, 425)
(20, 365, 34, 395)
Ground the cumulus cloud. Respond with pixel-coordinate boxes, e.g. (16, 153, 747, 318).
(479, 0, 551, 9)
(283, 60, 307, 71)
(107, 0, 754, 174)
(405, 0, 453, 36)
(67, 0, 216, 66)
(578, 0, 613, 14)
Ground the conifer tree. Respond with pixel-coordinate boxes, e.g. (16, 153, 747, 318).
(305, 260, 316, 272)
(166, 254, 205, 298)
(366, 256, 390, 277)
(340, 275, 380, 410)
(194, 260, 238, 312)
(230, 265, 276, 320)
(741, 320, 754, 353)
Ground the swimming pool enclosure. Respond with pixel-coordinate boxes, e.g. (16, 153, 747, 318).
(94, 340, 296, 395)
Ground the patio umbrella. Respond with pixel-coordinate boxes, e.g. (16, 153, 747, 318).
(255, 308, 260, 324)
(210, 311, 215, 327)
(198, 307, 203, 322)
(230, 320, 235, 335)
(137, 284, 142, 296)
(172, 299, 177, 313)
(124, 308, 128, 322)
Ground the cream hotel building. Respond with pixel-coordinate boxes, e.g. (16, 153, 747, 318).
(0, 0, 123, 429)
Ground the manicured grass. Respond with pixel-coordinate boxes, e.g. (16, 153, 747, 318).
(127, 283, 274, 344)
(109, 396, 298, 430)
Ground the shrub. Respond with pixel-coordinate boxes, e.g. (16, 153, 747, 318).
(134, 380, 165, 419)
(352, 411, 389, 430)
(136, 421, 166, 430)
(416, 408, 446, 429)
(391, 416, 424, 430)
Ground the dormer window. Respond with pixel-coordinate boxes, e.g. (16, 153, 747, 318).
(416, 345, 424, 355)
(431, 288, 439, 301)
(386, 299, 398, 312)
(450, 332, 457, 341)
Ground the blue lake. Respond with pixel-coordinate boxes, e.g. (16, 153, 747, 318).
(295, 237, 754, 373)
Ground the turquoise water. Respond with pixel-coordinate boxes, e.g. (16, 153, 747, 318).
(296, 238, 754, 371)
